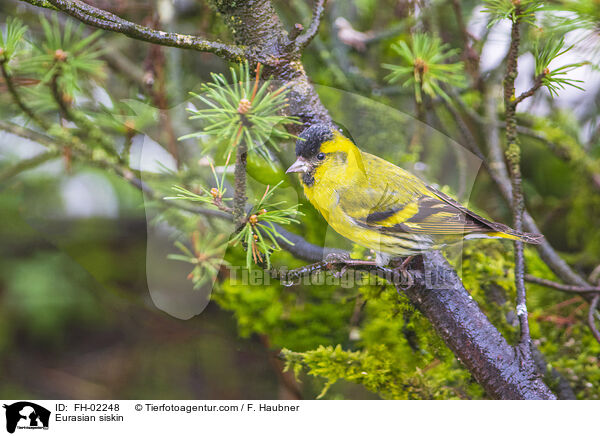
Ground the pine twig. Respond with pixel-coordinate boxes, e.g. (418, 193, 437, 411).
(0, 150, 61, 187)
(0, 60, 49, 129)
(513, 72, 546, 105)
(0, 120, 229, 220)
(48, 72, 123, 163)
(22, 0, 246, 61)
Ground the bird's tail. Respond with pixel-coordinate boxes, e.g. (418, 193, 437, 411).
(487, 223, 544, 244)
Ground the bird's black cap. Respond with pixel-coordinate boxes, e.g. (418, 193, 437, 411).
(295, 124, 334, 158)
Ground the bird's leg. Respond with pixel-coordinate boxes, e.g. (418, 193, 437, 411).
(322, 253, 347, 278)
(375, 251, 391, 267)
(324, 251, 376, 277)
(325, 251, 376, 267)
(399, 255, 415, 272)
(393, 255, 415, 290)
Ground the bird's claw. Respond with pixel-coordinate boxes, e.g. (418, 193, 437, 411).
(332, 265, 348, 278)
(324, 251, 350, 264)
(392, 256, 415, 292)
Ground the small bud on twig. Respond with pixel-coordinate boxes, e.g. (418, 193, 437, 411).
(414, 57, 428, 76)
(54, 49, 68, 62)
(62, 93, 73, 105)
(289, 23, 304, 41)
(237, 98, 251, 114)
(124, 120, 136, 131)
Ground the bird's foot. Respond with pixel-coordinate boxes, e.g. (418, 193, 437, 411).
(325, 252, 376, 267)
(324, 252, 351, 278)
(324, 251, 350, 264)
(393, 255, 415, 291)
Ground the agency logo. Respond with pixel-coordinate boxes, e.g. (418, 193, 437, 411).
(3, 402, 50, 434)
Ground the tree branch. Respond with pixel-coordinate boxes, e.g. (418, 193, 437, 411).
(588, 295, 600, 344)
(1, 117, 557, 398)
(0, 150, 61, 187)
(513, 72, 545, 106)
(483, 92, 592, 289)
(406, 251, 554, 399)
(525, 275, 600, 294)
(21, 0, 246, 61)
(441, 92, 600, 354)
(272, 253, 556, 399)
(0, 120, 232, 220)
(295, 0, 327, 49)
(269, 224, 345, 262)
(210, 0, 332, 127)
(450, 0, 481, 88)
(233, 140, 248, 226)
(503, 9, 532, 358)
(49, 71, 123, 161)
(453, 96, 600, 191)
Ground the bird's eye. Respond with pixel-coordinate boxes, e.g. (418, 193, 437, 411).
(317, 152, 325, 160)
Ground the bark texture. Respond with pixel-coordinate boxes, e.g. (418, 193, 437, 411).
(212, 0, 332, 129)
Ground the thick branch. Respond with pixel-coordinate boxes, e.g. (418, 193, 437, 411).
(22, 0, 246, 60)
(233, 141, 248, 226)
(406, 252, 554, 399)
(273, 254, 556, 399)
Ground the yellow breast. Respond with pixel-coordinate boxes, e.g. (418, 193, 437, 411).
(301, 137, 368, 245)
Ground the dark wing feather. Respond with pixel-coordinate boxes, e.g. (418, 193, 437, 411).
(338, 151, 543, 243)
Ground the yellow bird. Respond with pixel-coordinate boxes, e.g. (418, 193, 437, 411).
(286, 124, 542, 266)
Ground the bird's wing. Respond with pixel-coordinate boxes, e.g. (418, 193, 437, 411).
(338, 153, 495, 236)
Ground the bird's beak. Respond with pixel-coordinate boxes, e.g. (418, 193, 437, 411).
(286, 157, 309, 174)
